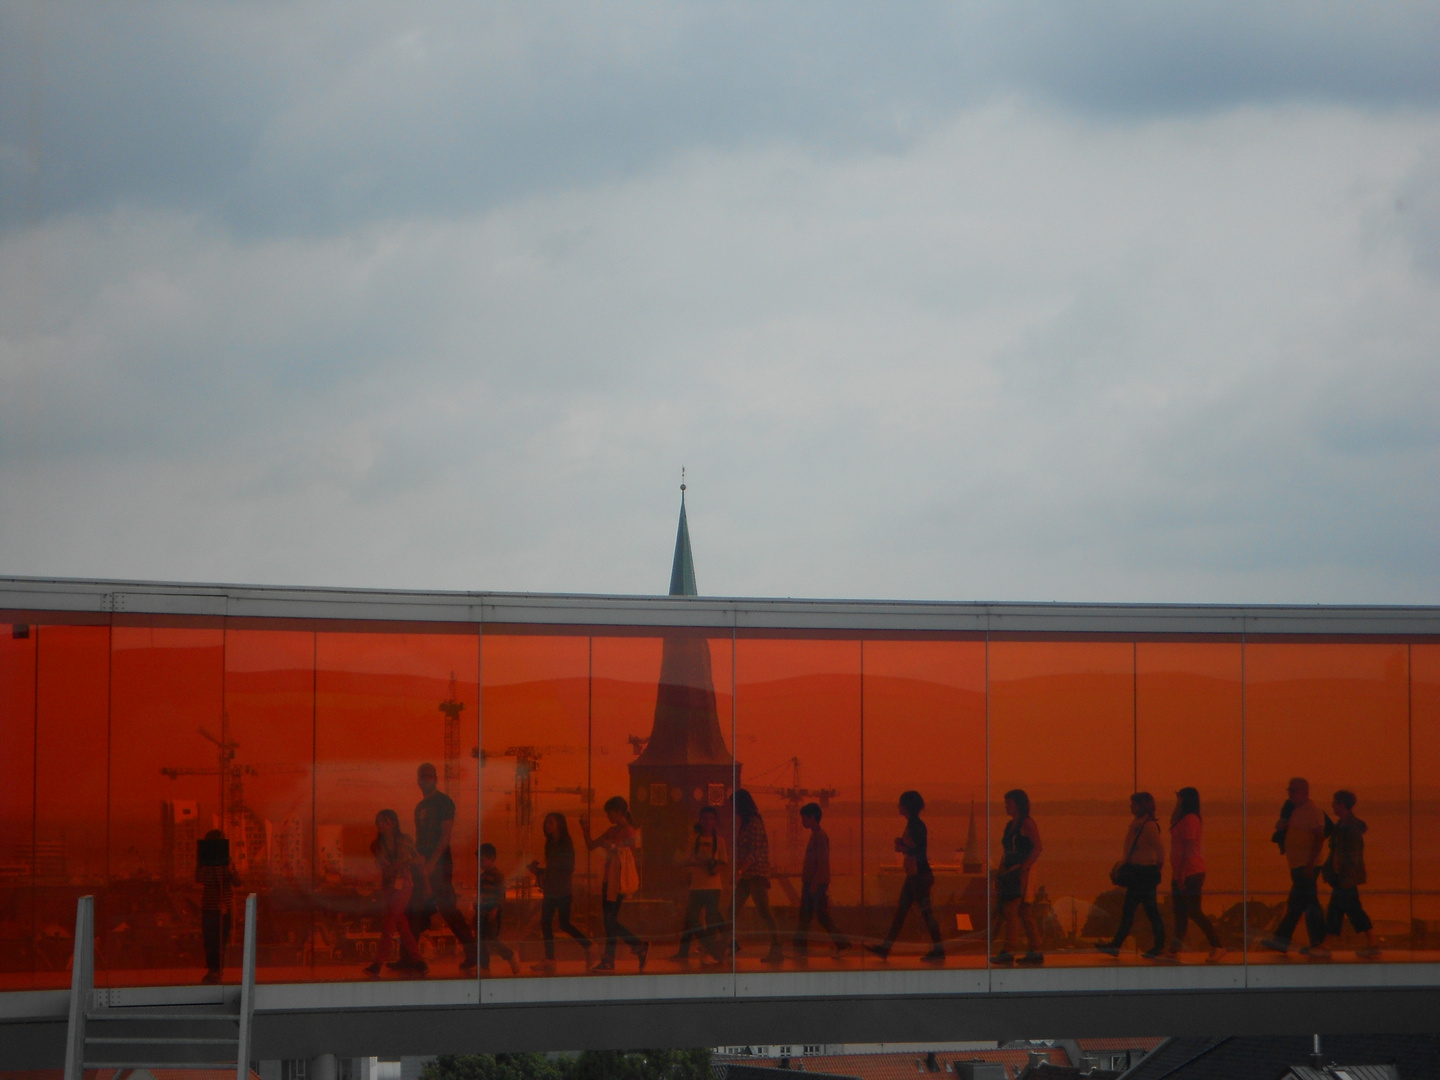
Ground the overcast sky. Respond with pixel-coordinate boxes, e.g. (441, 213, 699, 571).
(1, 3, 1438, 603)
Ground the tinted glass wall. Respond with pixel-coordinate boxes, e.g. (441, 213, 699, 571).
(1, 615, 1437, 992)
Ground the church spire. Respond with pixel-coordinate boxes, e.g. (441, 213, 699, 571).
(668, 470, 697, 597)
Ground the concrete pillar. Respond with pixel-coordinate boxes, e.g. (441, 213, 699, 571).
(312, 1053, 339, 1080)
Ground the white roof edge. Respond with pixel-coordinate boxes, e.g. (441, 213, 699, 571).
(1, 575, 1438, 634)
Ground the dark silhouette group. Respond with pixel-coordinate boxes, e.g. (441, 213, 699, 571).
(359, 772, 1385, 978)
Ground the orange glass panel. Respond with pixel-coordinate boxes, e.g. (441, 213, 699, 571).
(989, 641, 1136, 965)
(105, 623, 225, 986)
(480, 633, 590, 977)
(0, 623, 37, 991)
(862, 639, 987, 968)
(1135, 642, 1243, 959)
(34, 624, 110, 989)
(1413, 645, 1440, 959)
(1244, 643, 1409, 963)
(735, 636, 861, 972)
(314, 631, 478, 982)
(592, 632, 734, 974)
(223, 629, 316, 983)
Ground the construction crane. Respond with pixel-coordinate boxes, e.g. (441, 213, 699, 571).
(160, 714, 304, 874)
(438, 672, 465, 795)
(749, 757, 837, 873)
(474, 745, 583, 828)
(474, 744, 586, 896)
(160, 716, 254, 836)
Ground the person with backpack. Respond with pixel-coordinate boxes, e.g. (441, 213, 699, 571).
(1323, 789, 1380, 959)
(672, 805, 728, 965)
(581, 796, 649, 972)
(1097, 792, 1167, 960)
(1262, 777, 1329, 957)
(866, 790, 944, 963)
(1166, 787, 1226, 963)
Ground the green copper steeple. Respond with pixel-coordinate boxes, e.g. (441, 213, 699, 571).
(668, 480, 697, 597)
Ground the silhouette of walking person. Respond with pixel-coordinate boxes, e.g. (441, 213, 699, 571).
(1097, 792, 1167, 961)
(992, 789, 1043, 966)
(527, 812, 593, 972)
(1323, 789, 1380, 959)
(363, 809, 427, 977)
(581, 796, 649, 972)
(733, 789, 784, 964)
(867, 790, 944, 964)
(793, 802, 851, 958)
(672, 805, 728, 965)
(1166, 787, 1226, 963)
(408, 762, 478, 973)
(1263, 777, 1329, 957)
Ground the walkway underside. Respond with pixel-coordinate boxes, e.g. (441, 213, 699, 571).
(5, 972, 1440, 1066)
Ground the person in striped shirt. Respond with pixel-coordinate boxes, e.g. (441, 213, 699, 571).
(733, 789, 783, 964)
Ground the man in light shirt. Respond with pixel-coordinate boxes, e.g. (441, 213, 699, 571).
(1264, 777, 1330, 957)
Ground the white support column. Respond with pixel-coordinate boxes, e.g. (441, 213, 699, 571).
(237, 893, 258, 1080)
(62, 895, 94, 1080)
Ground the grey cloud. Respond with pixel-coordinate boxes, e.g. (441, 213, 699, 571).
(4, 3, 1440, 238)
(2, 22, 1439, 605)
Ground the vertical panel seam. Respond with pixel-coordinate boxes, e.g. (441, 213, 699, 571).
(731, 607, 737, 996)
(31, 623, 40, 985)
(104, 612, 114, 981)
(483, 613, 489, 1002)
(859, 638, 866, 966)
(1241, 621, 1248, 989)
(587, 633, 594, 987)
(311, 629, 318, 984)
(985, 624, 991, 993)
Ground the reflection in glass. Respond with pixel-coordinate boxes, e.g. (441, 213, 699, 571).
(862, 639, 986, 968)
(1245, 644, 1409, 964)
(35, 624, 110, 990)
(1409, 646, 1439, 959)
(0, 624, 37, 992)
(5, 614, 1440, 988)
(735, 637, 860, 971)
(1136, 643, 1242, 964)
(482, 633, 591, 976)
(989, 641, 1134, 967)
(315, 631, 478, 982)
(107, 623, 225, 986)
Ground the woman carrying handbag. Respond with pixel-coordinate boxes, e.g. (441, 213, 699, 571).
(581, 796, 649, 972)
(1096, 792, 1167, 960)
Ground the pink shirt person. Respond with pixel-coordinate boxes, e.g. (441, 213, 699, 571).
(1170, 812, 1206, 881)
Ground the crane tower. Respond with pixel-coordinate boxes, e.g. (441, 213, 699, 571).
(438, 672, 465, 795)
